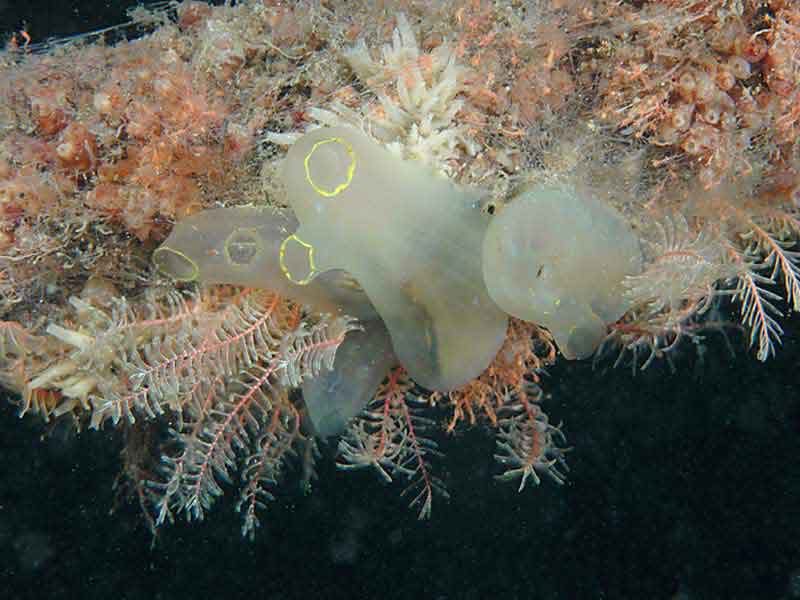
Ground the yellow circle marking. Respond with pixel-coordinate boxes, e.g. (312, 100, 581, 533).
(152, 246, 199, 282)
(279, 234, 317, 285)
(304, 137, 356, 197)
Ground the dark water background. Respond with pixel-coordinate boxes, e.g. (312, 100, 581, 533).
(1, 2, 799, 599)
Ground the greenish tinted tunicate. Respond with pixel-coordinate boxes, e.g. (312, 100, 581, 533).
(153, 205, 376, 320)
(302, 319, 396, 437)
(482, 184, 642, 359)
(281, 126, 508, 391)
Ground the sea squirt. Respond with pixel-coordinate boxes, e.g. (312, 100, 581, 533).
(153, 205, 387, 434)
(281, 126, 508, 392)
(302, 319, 396, 437)
(152, 205, 376, 320)
(482, 183, 643, 359)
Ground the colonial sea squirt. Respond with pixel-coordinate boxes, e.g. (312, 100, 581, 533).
(152, 204, 396, 436)
(157, 126, 509, 393)
(155, 126, 646, 397)
(281, 126, 508, 392)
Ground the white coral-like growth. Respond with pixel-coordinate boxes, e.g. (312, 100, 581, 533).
(268, 14, 476, 174)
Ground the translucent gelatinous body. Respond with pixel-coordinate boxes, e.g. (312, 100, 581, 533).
(282, 126, 507, 391)
(153, 205, 376, 320)
(482, 184, 642, 359)
(302, 319, 396, 437)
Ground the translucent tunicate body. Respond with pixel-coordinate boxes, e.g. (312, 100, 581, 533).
(482, 184, 642, 359)
(153, 205, 376, 320)
(282, 126, 508, 391)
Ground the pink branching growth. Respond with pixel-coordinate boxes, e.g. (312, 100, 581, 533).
(740, 219, 800, 313)
(598, 311, 702, 373)
(602, 214, 732, 370)
(437, 318, 556, 431)
(722, 204, 800, 362)
(153, 373, 276, 526)
(279, 316, 363, 388)
(494, 389, 568, 492)
(236, 401, 314, 540)
(0, 279, 360, 534)
(337, 368, 448, 519)
(725, 242, 784, 362)
(624, 215, 726, 320)
(93, 289, 287, 426)
(11, 287, 216, 426)
(149, 310, 357, 531)
(600, 191, 800, 369)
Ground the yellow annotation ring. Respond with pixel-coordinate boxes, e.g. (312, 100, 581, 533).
(152, 246, 199, 282)
(304, 137, 356, 197)
(279, 234, 317, 285)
